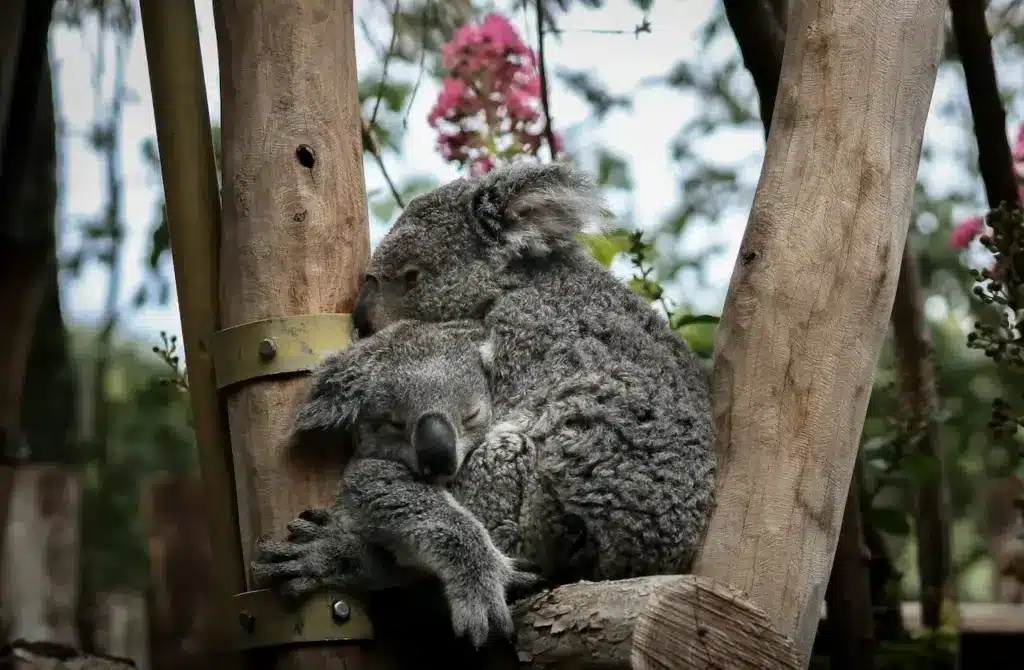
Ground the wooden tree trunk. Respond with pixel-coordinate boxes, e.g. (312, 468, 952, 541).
(212, 1, 394, 667)
(890, 234, 953, 635)
(823, 454, 875, 669)
(91, 591, 150, 670)
(983, 475, 1024, 602)
(141, 473, 219, 670)
(0, 0, 57, 557)
(691, 0, 945, 664)
(1, 464, 83, 647)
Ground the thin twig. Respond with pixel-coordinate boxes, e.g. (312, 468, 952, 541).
(403, 0, 432, 129)
(358, 16, 385, 59)
(370, 0, 403, 129)
(362, 118, 405, 209)
(534, 0, 559, 161)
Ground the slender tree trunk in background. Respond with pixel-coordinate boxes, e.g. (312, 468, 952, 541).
(0, 15, 78, 647)
(1, 464, 82, 647)
(948, 0, 1024, 611)
(92, 590, 150, 670)
(0, 0, 57, 563)
(142, 472, 220, 670)
(983, 475, 1024, 602)
(3, 263, 83, 647)
(823, 454, 876, 670)
(890, 236, 954, 644)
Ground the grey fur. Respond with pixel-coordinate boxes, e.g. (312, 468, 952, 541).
(252, 321, 542, 648)
(355, 161, 716, 581)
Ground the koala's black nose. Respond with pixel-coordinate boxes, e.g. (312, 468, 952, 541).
(414, 413, 458, 479)
(353, 275, 378, 337)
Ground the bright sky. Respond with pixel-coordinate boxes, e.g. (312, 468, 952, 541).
(49, 0, 978, 347)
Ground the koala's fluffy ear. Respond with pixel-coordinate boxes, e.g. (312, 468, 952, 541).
(291, 352, 363, 441)
(469, 162, 606, 258)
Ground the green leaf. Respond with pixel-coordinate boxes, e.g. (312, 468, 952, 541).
(627, 277, 663, 302)
(676, 322, 716, 359)
(578, 231, 632, 268)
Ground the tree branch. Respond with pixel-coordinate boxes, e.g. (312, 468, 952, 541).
(369, 0, 402, 129)
(722, 0, 785, 134)
(949, 0, 1020, 211)
(361, 118, 405, 209)
(534, 0, 559, 161)
(714, 0, 945, 661)
(484, 576, 799, 669)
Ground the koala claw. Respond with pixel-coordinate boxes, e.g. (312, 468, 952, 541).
(298, 508, 332, 525)
(286, 518, 328, 542)
(505, 560, 547, 601)
(253, 537, 306, 563)
(251, 512, 343, 596)
(278, 576, 324, 600)
(448, 581, 517, 649)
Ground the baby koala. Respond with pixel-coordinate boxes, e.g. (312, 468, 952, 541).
(250, 319, 541, 649)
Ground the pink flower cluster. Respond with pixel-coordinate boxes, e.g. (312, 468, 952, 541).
(428, 13, 562, 176)
(951, 123, 1024, 250)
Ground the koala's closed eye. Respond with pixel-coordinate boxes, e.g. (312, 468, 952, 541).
(371, 414, 406, 432)
(462, 404, 488, 428)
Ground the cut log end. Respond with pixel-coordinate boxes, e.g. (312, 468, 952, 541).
(489, 575, 798, 669)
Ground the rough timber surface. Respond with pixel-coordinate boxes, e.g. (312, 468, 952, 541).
(484, 576, 798, 669)
(212, 0, 391, 667)
(693, 0, 946, 662)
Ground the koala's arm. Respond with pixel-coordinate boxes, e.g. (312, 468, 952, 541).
(450, 428, 536, 557)
(342, 458, 542, 647)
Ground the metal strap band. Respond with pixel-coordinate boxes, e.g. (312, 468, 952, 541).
(233, 589, 373, 649)
(209, 313, 353, 389)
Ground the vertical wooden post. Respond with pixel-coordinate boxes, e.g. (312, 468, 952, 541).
(691, 0, 946, 664)
(212, 1, 397, 667)
(0, 464, 82, 647)
(137, 1, 244, 664)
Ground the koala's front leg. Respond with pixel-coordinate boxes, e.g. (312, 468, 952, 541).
(345, 458, 543, 649)
(451, 427, 536, 556)
(251, 507, 410, 599)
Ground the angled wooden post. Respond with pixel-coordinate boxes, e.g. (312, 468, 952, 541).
(138, 1, 243, 665)
(685, 0, 946, 664)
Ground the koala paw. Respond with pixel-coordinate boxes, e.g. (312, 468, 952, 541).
(250, 508, 350, 600)
(506, 558, 548, 601)
(447, 578, 516, 649)
(446, 559, 543, 649)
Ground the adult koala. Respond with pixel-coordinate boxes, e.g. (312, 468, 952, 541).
(353, 162, 715, 582)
